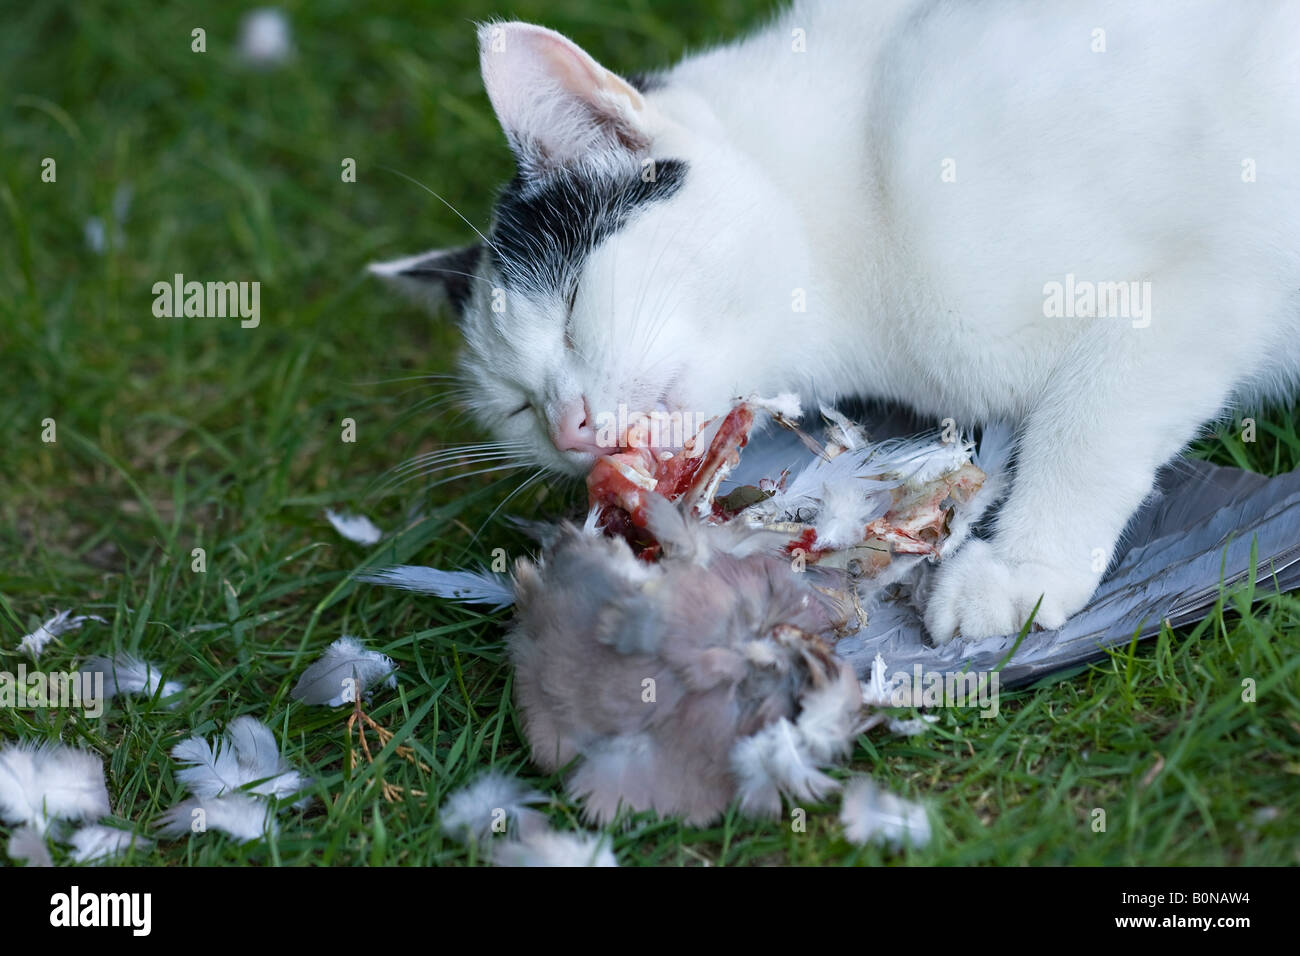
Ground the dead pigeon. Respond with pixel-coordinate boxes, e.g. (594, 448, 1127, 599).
(509, 495, 863, 824)
(370, 403, 1000, 822)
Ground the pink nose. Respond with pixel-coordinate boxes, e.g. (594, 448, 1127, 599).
(550, 398, 602, 455)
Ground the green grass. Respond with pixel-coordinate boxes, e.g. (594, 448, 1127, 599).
(2, 0, 1298, 866)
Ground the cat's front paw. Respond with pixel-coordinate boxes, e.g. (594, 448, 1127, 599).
(923, 539, 1096, 644)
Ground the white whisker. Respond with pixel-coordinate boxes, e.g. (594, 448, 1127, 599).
(470, 468, 551, 544)
(379, 166, 503, 259)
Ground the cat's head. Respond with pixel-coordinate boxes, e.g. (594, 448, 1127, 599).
(372, 21, 813, 477)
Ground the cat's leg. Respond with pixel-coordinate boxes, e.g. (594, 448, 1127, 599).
(924, 321, 1243, 643)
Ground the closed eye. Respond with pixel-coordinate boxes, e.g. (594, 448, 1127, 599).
(510, 401, 531, 417)
(563, 281, 579, 352)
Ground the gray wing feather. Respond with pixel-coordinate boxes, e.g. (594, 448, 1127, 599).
(837, 458, 1300, 688)
(358, 566, 515, 609)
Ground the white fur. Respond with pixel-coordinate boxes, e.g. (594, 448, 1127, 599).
(394, 1, 1300, 640)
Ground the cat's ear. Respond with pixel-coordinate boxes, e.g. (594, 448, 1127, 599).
(477, 21, 653, 174)
(368, 244, 482, 317)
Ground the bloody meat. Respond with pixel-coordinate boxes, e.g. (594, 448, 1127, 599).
(587, 404, 754, 557)
(587, 402, 984, 571)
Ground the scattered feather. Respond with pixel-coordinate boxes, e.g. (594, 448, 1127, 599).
(17, 610, 106, 659)
(789, 671, 862, 763)
(0, 741, 111, 832)
(238, 8, 293, 66)
(291, 636, 396, 706)
(860, 653, 894, 707)
(492, 829, 617, 867)
(731, 718, 842, 817)
(439, 772, 546, 843)
(840, 778, 931, 849)
(325, 509, 383, 545)
(887, 715, 939, 736)
(69, 825, 152, 864)
(729, 665, 861, 816)
(8, 825, 53, 867)
(82, 185, 131, 255)
(438, 774, 615, 866)
(169, 716, 311, 805)
(858, 655, 937, 734)
(359, 565, 515, 609)
(820, 404, 869, 456)
(155, 794, 277, 842)
(1253, 806, 1280, 825)
(83, 217, 106, 255)
(79, 653, 183, 705)
(813, 477, 890, 550)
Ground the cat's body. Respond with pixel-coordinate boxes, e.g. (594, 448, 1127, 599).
(376, 0, 1300, 641)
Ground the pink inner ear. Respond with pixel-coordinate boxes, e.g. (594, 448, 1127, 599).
(479, 22, 649, 167)
(531, 30, 607, 99)
(535, 31, 647, 113)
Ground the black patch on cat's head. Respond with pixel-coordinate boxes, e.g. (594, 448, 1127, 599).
(488, 158, 687, 296)
(400, 243, 482, 314)
(369, 242, 484, 317)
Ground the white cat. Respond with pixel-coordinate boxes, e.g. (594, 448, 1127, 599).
(374, 0, 1300, 643)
